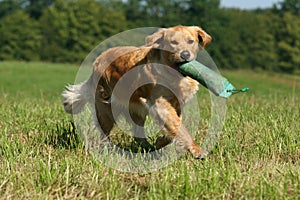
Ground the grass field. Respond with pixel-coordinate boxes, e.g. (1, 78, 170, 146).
(0, 61, 299, 199)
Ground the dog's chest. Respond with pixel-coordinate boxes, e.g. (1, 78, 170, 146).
(111, 76, 199, 108)
(175, 76, 199, 104)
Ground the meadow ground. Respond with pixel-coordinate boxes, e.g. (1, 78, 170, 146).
(0, 61, 299, 199)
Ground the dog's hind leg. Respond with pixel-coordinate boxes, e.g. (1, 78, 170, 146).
(130, 111, 155, 152)
(94, 91, 115, 138)
(155, 136, 172, 150)
(128, 99, 155, 151)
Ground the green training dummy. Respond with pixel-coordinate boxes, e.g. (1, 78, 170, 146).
(179, 60, 249, 98)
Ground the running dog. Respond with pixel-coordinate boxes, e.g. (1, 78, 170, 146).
(62, 25, 212, 158)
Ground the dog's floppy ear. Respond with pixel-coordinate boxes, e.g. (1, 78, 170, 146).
(146, 28, 166, 48)
(190, 26, 212, 48)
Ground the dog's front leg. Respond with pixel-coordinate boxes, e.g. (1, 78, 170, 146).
(150, 97, 208, 159)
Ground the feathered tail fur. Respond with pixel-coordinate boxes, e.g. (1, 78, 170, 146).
(62, 79, 93, 114)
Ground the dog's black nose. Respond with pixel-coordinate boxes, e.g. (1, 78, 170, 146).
(180, 50, 191, 60)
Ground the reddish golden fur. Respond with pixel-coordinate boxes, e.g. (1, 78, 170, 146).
(63, 26, 212, 158)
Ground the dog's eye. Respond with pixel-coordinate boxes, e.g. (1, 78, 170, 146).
(188, 40, 194, 44)
(171, 40, 179, 45)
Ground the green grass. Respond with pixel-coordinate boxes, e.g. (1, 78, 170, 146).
(0, 61, 299, 199)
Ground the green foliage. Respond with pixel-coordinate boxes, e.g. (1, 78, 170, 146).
(0, 0, 299, 73)
(25, 0, 54, 19)
(0, 0, 25, 18)
(39, 0, 127, 63)
(275, 12, 300, 73)
(248, 13, 277, 71)
(277, 0, 300, 15)
(0, 10, 41, 61)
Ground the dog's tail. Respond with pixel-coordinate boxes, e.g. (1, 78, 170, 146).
(62, 79, 93, 114)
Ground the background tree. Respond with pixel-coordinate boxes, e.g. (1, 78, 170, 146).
(0, 10, 41, 61)
(0, 0, 25, 18)
(276, 0, 300, 15)
(0, 0, 299, 74)
(24, 0, 54, 19)
(275, 12, 300, 73)
(40, 0, 127, 63)
(248, 12, 277, 71)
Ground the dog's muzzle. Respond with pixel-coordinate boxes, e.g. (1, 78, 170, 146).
(180, 50, 191, 61)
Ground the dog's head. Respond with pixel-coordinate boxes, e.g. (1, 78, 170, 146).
(146, 26, 212, 64)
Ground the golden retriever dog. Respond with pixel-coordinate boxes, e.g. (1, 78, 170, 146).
(62, 25, 212, 159)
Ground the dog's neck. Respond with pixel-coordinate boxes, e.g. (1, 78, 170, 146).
(146, 48, 180, 70)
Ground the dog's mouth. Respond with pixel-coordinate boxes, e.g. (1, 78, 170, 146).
(166, 61, 191, 77)
(176, 56, 194, 65)
(164, 53, 195, 75)
(177, 60, 190, 65)
(176, 60, 195, 77)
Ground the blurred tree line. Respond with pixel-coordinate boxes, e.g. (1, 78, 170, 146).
(0, 0, 299, 74)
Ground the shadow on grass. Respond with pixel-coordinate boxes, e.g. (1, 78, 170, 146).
(45, 119, 154, 153)
(45, 120, 83, 150)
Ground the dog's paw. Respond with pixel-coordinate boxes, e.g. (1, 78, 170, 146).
(134, 137, 156, 152)
(194, 149, 208, 159)
(189, 145, 208, 159)
(155, 136, 172, 150)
